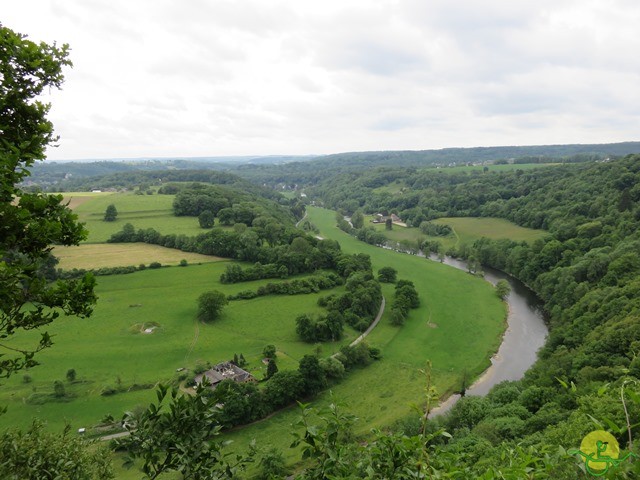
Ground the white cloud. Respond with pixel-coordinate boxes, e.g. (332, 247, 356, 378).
(3, 0, 640, 159)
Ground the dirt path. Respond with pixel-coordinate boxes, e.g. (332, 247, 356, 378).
(185, 320, 201, 361)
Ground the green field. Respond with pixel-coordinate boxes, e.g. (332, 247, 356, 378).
(3, 198, 510, 478)
(433, 216, 548, 247)
(67, 192, 204, 243)
(53, 243, 223, 270)
(0, 263, 361, 432)
(370, 215, 547, 252)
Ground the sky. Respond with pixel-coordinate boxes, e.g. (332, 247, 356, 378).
(4, 0, 640, 160)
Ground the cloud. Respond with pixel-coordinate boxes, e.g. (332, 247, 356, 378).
(3, 0, 640, 159)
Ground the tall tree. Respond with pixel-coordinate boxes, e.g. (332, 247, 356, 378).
(198, 209, 215, 228)
(103, 204, 118, 221)
(196, 290, 228, 323)
(117, 383, 252, 479)
(0, 24, 96, 379)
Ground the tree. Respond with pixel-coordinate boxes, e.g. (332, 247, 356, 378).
(263, 344, 276, 359)
(198, 209, 215, 228)
(103, 204, 118, 221)
(351, 211, 364, 229)
(385, 218, 393, 230)
(0, 421, 113, 479)
(377, 266, 397, 283)
(266, 358, 278, 379)
(66, 368, 76, 382)
(117, 383, 252, 479)
(53, 380, 66, 398)
(495, 280, 511, 300)
(196, 290, 228, 323)
(0, 24, 97, 379)
(299, 354, 326, 395)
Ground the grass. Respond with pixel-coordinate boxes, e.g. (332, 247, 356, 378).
(5, 195, 513, 477)
(0, 263, 359, 432)
(66, 192, 204, 243)
(219, 206, 506, 469)
(432, 217, 548, 247)
(367, 215, 548, 252)
(53, 243, 223, 270)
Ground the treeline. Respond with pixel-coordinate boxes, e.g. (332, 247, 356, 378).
(108, 221, 341, 275)
(200, 343, 380, 431)
(228, 142, 640, 189)
(226, 272, 343, 300)
(167, 182, 301, 225)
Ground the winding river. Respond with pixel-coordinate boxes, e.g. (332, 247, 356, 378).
(428, 256, 548, 416)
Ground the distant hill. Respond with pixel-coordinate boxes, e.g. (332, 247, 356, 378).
(26, 142, 640, 190)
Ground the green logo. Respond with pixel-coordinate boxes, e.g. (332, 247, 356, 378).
(569, 430, 638, 476)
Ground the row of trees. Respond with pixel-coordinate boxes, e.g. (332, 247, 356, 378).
(108, 223, 341, 276)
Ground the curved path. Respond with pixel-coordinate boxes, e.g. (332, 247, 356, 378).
(349, 296, 386, 347)
(331, 296, 385, 359)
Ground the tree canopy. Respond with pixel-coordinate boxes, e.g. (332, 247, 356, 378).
(0, 24, 96, 378)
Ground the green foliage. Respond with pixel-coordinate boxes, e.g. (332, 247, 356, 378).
(295, 312, 344, 343)
(197, 290, 228, 322)
(263, 344, 276, 359)
(198, 209, 215, 228)
(0, 420, 113, 479)
(495, 279, 511, 299)
(103, 203, 118, 222)
(0, 24, 97, 378)
(377, 266, 397, 283)
(116, 383, 253, 479)
(351, 211, 364, 229)
(266, 358, 278, 379)
(256, 447, 289, 480)
(298, 354, 326, 395)
(419, 221, 452, 236)
(66, 368, 76, 382)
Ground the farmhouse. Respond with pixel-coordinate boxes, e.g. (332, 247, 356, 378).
(371, 213, 404, 224)
(194, 361, 255, 389)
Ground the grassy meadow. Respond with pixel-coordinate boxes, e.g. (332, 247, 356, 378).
(0, 263, 360, 432)
(53, 243, 223, 270)
(66, 192, 204, 243)
(4, 194, 516, 477)
(369, 214, 548, 251)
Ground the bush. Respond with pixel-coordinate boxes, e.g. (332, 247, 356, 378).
(100, 385, 117, 396)
(149, 262, 162, 269)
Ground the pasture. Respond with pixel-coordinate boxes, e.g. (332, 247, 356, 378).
(66, 192, 204, 243)
(0, 263, 359, 432)
(53, 243, 223, 270)
(369, 215, 547, 251)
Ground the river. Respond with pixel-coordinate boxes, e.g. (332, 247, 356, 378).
(428, 256, 548, 416)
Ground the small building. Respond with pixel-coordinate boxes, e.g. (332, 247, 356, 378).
(372, 213, 404, 225)
(194, 361, 255, 389)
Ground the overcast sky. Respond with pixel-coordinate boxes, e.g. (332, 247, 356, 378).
(4, 0, 640, 160)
